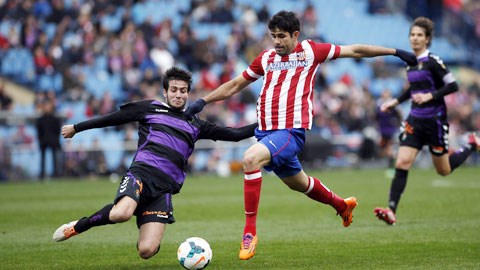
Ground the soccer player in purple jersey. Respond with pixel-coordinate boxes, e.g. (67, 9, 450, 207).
(374, 17, 480, 225)
(52, 67, 257, 259)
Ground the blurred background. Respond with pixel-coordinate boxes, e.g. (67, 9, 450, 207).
(0, 0, 479, 181)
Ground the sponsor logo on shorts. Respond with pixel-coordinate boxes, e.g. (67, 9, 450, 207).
(142, 210, 170, 219)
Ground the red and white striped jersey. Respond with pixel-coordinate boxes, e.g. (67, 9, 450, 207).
(242, 40, 340, 130)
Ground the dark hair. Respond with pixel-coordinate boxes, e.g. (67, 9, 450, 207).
(163, 66, 193, 92)
(410, 17, 434, 47)
(268, 10, 300, 36)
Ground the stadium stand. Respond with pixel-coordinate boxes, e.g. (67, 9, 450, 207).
(0, 0, 478, 180)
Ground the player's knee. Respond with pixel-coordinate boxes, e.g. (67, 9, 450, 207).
(243, 153, 260, 171)
(395, 157, 412, 169)
(435, 168, 451, 176)
(138, 243, 160, 259)
(109, 210, 132, 223)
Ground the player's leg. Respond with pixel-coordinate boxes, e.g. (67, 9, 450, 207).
(469, 132, 480, 152)
(374, 145, 418, 225)
(239, 142, 270, 260)
(137, 222, 166, 259)
(375, 116, 423, 225)
(432, 132, 479, 175)
(264, 128, 353, 223)
(390, 146, 418, 210)
(281, 170, 357, 227)
(136, 193, 174, 259)
(52, 172, 141, 241)
(429, 119, 475, 175)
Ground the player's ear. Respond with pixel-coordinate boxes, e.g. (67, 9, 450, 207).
(292, 31, 300, 40)
(163, 89, 167, 99)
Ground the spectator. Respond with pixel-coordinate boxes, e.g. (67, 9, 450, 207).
(85, 138, 109, 178)
(33, 46, 54, 74)
(256, 4, 270, 22)
(10, 124, 34, 147)
(35, 99, 62, 180)
(300, 4, 319, 40)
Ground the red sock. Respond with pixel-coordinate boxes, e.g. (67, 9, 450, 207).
(243, 170, 262, 236)
(304, 176, 346, 213)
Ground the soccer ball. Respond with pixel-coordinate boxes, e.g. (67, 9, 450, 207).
(177, 237, 212, 270)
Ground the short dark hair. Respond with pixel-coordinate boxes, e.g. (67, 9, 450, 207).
(163, 67, 193, 92)
(411, 17, 434, 47)
(268, 10, 300, 36)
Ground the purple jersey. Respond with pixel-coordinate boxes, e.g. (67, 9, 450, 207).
(75, 100, 256, 195)
(406, 50, 456, 118)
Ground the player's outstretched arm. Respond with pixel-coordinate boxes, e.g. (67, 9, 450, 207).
(185, 75, 251, 119)
(199, 122, 258, 142)
(393, 48, 418, 66)
(339, 44, 418, 66)
(63, 106, 140, 138)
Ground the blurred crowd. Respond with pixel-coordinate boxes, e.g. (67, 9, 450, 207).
(368, 0, 480, 51)
(0, 0, 479, 180)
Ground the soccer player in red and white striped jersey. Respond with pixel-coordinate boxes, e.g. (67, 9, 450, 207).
(186, 10, 418, 260)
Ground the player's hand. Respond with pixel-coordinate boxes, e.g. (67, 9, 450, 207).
(61, 124, 76, 138)
(394, 48, 418, 66)
(184, 99, 206, 120)
(380, 99, 398, 112)
(412, 93, 433, 105)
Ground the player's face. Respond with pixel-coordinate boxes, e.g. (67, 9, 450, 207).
(409, 26, 429, 53)
(270, 28, 299, 56)
(164, 79, 189, 110)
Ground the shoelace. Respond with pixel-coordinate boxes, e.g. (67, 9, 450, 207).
(242, 235, 253, 249)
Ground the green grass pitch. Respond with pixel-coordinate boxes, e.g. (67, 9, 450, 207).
(1, 167, 479, 269)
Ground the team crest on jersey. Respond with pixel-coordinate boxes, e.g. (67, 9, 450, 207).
(296, 51, 306, 61)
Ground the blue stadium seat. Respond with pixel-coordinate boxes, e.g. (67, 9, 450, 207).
(101, 131, 124, 170)
(1, 49, 17, 76)
(370, 77, 404, 97)
(0, 20, 20, 37)
(131, 1, 148, 24)
(101, 9, 123, 32)
(60, 101, 87, 124)
(192, 23, 233, 48)
(42, 22, 57, 42)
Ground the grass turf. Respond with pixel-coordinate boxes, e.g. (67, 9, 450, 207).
(0, 167, 479, 269)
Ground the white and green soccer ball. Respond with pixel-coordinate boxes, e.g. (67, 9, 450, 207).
(177, 237, 212, 270)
